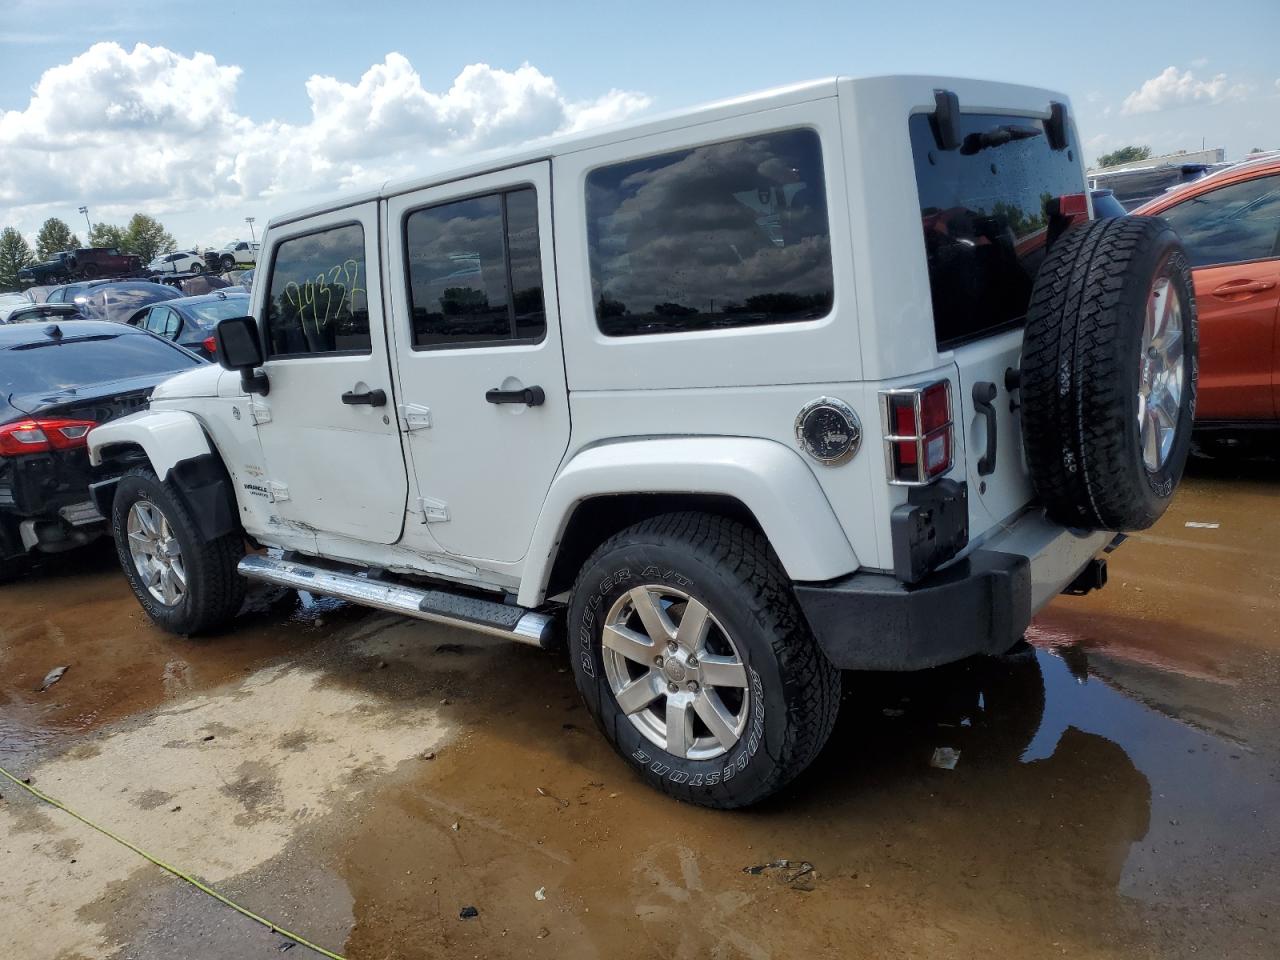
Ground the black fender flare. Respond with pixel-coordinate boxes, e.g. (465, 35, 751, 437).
(93, 452, 240, 542)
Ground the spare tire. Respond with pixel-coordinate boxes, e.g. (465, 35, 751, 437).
(1020, 216, 1197, 531)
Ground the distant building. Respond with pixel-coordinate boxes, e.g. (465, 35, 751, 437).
(1087, 147, 1228, 210)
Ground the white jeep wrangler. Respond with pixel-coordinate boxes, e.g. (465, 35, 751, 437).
(88, 76, 1196, 808)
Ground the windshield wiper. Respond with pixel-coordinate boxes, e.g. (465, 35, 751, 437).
(959, 124, 1043, 156)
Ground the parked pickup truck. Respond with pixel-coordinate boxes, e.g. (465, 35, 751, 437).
(19, 248, 143, 285)
(204, 240, 260, 272)
(88, 75, 1197, 809)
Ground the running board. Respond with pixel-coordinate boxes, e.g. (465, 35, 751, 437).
(237, 554, 555, 648)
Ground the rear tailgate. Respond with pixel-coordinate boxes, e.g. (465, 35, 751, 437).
(908, 106, 1086, 538)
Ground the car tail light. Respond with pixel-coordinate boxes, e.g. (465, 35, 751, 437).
(0, 418, 98, 456)
(1058, 192, 1089, 218)
(880, 382, 954, 485)
(203, 335, 218, 356)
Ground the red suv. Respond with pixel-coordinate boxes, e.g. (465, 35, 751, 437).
(1135, 156, 1280, 425)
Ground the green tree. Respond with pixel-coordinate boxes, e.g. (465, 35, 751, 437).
(121, 213, 177, 263)
(0, 227, 35, 291)
(88, 221, 127, 249)
(1097, 145, 1152, 168)
(35, 218, 81, 261)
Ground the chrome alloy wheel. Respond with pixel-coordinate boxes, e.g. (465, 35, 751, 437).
(126, 501, 187, 606)
(601, 585, 750, 761)
(1138, 274, 1186, 473)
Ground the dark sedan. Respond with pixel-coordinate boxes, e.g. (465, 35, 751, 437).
(0, 320, 204, 580)
(46, 280, 182, 325)
(134, 291, 250, 358)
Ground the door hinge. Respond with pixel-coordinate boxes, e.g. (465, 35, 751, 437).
(250, 401, 272, 425)
(268, 481, 290, 503)
(416, 496, 449, 523)
(399, 403, 432, 431)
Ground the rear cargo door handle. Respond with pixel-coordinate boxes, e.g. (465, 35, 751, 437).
(1211, 279, 1276, 298)
(972, 381, 998, 476)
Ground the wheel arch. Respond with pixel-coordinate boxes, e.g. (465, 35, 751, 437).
(89, 410, 240, 542)
(517, 437, 859, 608)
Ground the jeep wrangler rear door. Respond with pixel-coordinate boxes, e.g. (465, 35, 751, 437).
(250, 201, 409, 543)
(385, 162, 571, 564)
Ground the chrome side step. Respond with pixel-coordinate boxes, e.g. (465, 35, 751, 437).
(237, 554, 556, 648)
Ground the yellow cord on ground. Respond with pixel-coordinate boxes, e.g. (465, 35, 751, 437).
(0, 763, 347, 960)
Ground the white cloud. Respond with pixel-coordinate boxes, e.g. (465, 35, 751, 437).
(0, 43, 650, 241)
(1121, 66, 1250, 115)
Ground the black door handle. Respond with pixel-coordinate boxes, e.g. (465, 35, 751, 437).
(485, 385, 545, 407)
(342, 388, 387, 407)
(972, 381, 998, 476)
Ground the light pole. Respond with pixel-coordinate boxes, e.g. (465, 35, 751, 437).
(245, 217, 256, 243)
(78, 206, 91, 236)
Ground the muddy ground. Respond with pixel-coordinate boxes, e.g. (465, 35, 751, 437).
(2, 450, 1278, 960)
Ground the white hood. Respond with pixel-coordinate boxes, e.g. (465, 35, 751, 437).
(150, 363, 223, 400)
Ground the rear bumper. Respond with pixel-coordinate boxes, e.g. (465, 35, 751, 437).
(795, 511, 1111, 671)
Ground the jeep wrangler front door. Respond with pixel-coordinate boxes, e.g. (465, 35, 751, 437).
(385, 162, 571, 564)
(252, 202, 409, 544)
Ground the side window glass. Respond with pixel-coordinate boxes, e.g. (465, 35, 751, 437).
(1161, 174, 1280, 268)
(163, 309, 180, 338)
(404, 187, 545, 348)
(265, 223, 369, 357)
(586, 129, 834, 336)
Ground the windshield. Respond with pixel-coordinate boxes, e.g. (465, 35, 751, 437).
(910, 111, 1084, 349)
(182, 296, 250, 328)
(1, 333, 201, 396)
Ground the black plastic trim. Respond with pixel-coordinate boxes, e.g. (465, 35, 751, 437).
(167, 454, 239, 541)
(890, 478, 969, 583)
(794, 549, 1032, 671)
(930, 89, 962, 151)
(1046, 101, 1069, 151)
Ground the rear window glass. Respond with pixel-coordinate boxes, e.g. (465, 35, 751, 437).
(1, 333, 201, 395)
(910, 111, 1083, 349)
(586, 128, 833, 336)
(183, 296, 252, 328)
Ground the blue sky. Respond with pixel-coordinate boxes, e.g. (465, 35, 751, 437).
(3, 0, 1278, 246)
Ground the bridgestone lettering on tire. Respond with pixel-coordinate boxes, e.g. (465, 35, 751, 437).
(1019, 216, 1198, 531)
(567, 513, 840, 809)
(111, 466, 245, 635)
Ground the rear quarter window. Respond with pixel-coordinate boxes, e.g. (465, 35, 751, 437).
(585, 128, 834, 336)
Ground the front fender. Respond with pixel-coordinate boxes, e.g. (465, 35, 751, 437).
(88, 409, 212, 479)
(517, 437, 859, 607)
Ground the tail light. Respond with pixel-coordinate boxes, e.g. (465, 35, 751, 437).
(0, 418, 98, 456)
(203, 335, 218, 357)
(879, 382, 953, 485)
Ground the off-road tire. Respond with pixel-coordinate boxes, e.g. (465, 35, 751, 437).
(1020, 216, 1197, 531)
(111, 466, 245, 635)
(220, 254, 236, 271)
(568, 512, 840, 809)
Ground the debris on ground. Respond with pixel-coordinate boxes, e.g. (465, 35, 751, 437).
(930, 747, 960, 770)
(201, 734, 215, 742)
(277, 942, 294, 952)
(534, 886, 547, 901)
(459, 906, 479, 920)
(536, 787, 569, 808)
(450, 821, 460, 831)
(1184, 521, 1220, 529)
(743, 859, 817, 889)
(36, 666, 68, 692)
(536, 927, 550, 940)
(422, 751, 436, 761)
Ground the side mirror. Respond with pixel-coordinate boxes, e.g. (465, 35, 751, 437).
(214, 315, 269, 396)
